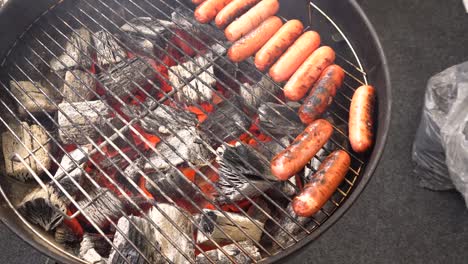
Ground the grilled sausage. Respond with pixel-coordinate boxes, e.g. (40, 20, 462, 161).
(271, 119, 333, 181)
(215, 0, 261, 28)
(224, 0, 280, 42)
(194, 0, 233, 24)
(254, 19, 304, 71)
(299, 65, 345, 124)
(283, 46, 335, 101)
(192, 0, 206, 4)
(349, 85, 376, 153)
(269, 31, 321, 83)
(292, 150, 350, 217)
(227, 16, 283, 63)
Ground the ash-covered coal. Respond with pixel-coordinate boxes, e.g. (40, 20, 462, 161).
(170, 54, 216, 105)
(240, 76, 280, 110)
(215, 143, 277, 204)
(195, 209, 264, 246)
(10, 80, 60, 117)
(121, 101, 198, 136)
(199, 97, 250, 147)
(196, 240, 261, 264)
(121, 17, 174, 43)
(17, 185, 67, 231)
(144, 127, 214, 171)
(76, 188, 124, 228)
(97, 57, 158, 100)
(79, 233, 111, 264)
(258, 102, 304, 137)
(93, 30, 126, 68)
(50, 27, 94, 72)
(62, 70, 96, 102)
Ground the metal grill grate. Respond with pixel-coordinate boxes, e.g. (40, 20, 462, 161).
(0, 0, 370, 263)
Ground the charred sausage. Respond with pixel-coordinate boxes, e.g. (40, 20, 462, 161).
(224, 0, 280, 42)
(298, 65, 345, 124)
(271, 119, 333, 181)
(349, 85, 376, 153)
(269, 31, 321, 83)
(227, 16, 283, 63)
(292, 150, 350, 217)
(194, 0, 233, 24)
(215, 0, 261, 28)
(254, 19, 304, 71)
(283, 46, 335, 101)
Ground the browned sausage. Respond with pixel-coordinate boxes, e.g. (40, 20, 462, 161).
(224, 0, 280, 42)
(227, 16, 283, 63)
(215, 0, 261, 28)
(292, 150, 350, 217)
(271, 119, 333, 181)
(269, 31, 321, 83)
(254, 19, 304, 71)
(298, 65, 345, 124)
(194, 0, 233, 24)
(349, 85, 376, 153)
(192, 0, 206, 4)
(283, 46, 335, 101)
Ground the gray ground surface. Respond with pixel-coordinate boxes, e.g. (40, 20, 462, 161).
(1, 0, 468, 263)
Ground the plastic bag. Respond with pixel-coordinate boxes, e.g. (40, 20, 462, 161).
(412, 61, 468, 205)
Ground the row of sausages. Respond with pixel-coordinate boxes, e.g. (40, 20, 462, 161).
(191, 0, 376, 217)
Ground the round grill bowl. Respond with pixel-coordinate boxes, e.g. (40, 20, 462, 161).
(0, 0, 391, 263)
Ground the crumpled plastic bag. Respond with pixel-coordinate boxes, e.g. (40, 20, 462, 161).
(413, 61, 468, 205)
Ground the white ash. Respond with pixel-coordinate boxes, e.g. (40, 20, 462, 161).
(62, 70, 95, 102)
(170, 55, 216, 104)
(121, 17, 173, 41)
(2, 121, 51, 182)
(79, 233, 111, 264)
(93, 30, 126, 68)
(195, 209, 264, 246)
(50, 27, 94, 71)
(10, 80, 59, 117)
(57, 100, 109, 145)
(17, 185, 67, 231)
(195, 240, 262, 264)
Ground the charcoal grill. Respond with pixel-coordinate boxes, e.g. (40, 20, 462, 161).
(0, 0, 391, 263)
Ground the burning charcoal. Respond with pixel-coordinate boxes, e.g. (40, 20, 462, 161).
(144, 127, 213, 171)
(108, 215, 163, 264)
(97, 57, 157, 99)
(54, 145, 92, 196)
(266, 203, 314, 252)
(79, 233, 112, 264)
(144, 167, 201, 203)
(195, 209, 264, 246)
(10, 80, 59, 117)
(214, 57, 262, 89)
(17, 185, 67, 231)
(50, 27, 94, 72)
(123, 157, 145, 183)
(258, 102, 304, 137)
(58, 100, 109, 145)
(254, 137, 289, 160)
(62, 70, 95, 102)
(54, 224, 80, 245)
(215, 143, 276, 204)
(247, 198, 272, 224)
(2, 122, 51, 181)
(77, 188, 124, 228)
(121, 17, 173, 43)
(171, 8, 225, 46)
(93, 30, 126, 68)
(196, 240, 261, 264)
(240, 76, 279, 109)
(108, 204, 194, 264)
(122, 102, 197, 136)
(170, 55, 216, 104)
(199, 97, 250, 147)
